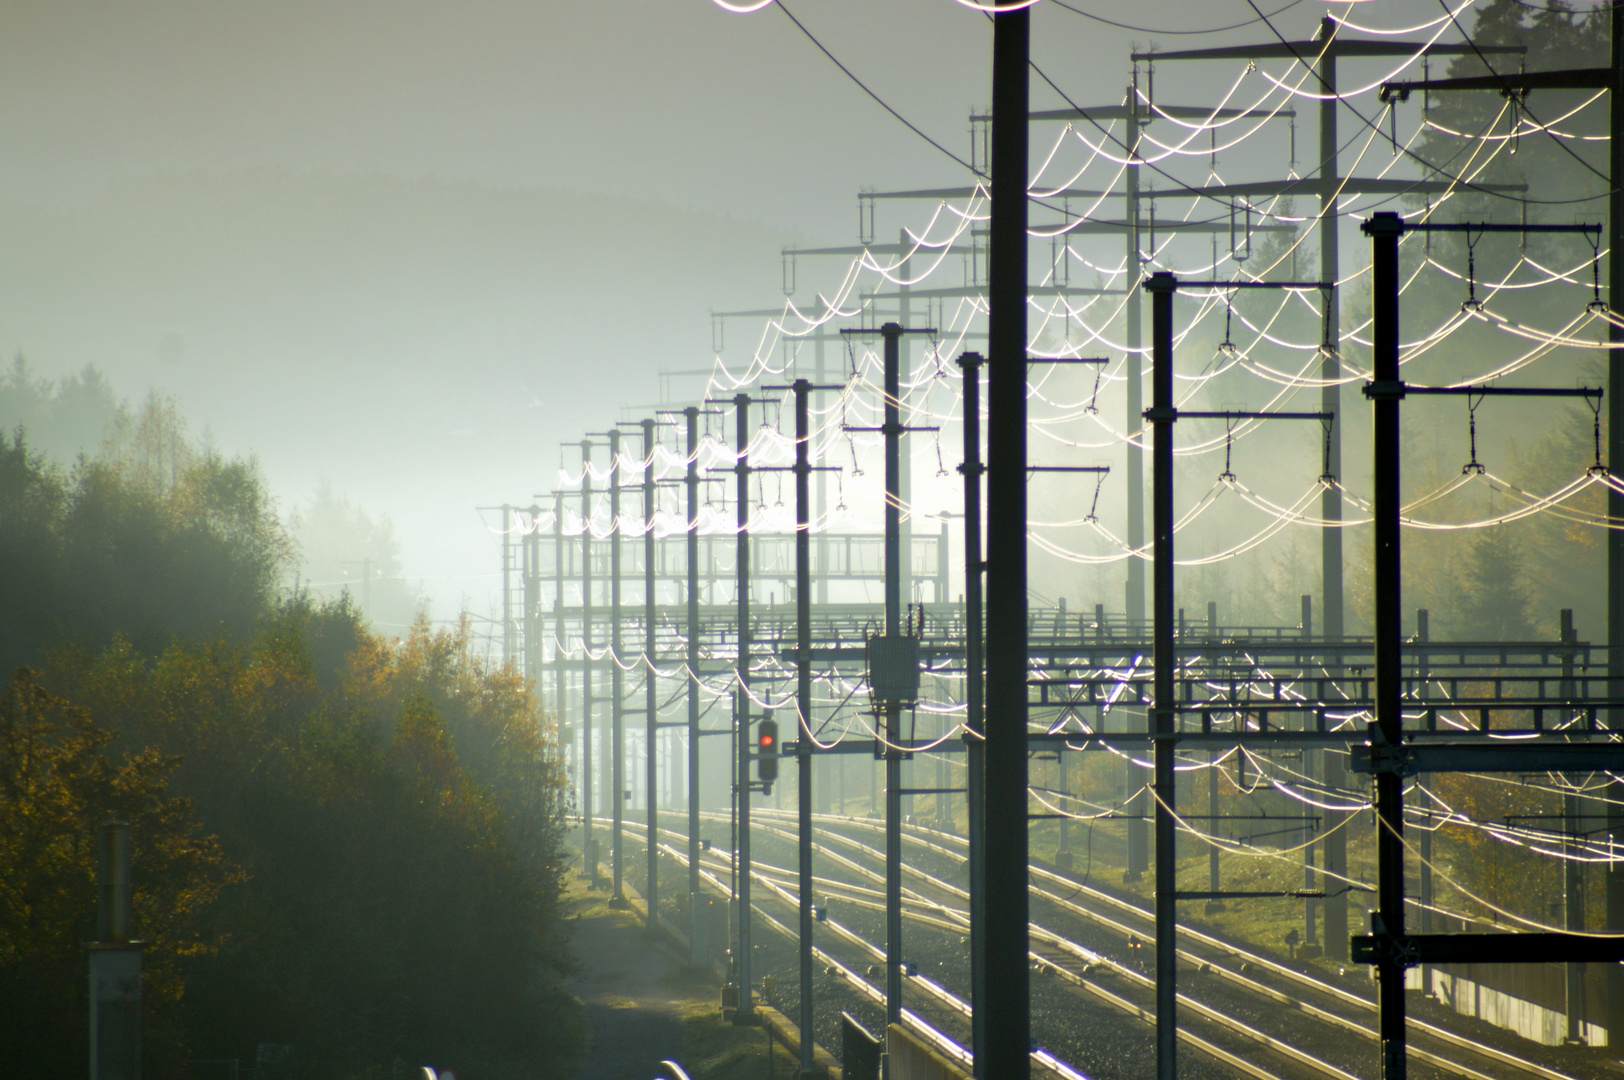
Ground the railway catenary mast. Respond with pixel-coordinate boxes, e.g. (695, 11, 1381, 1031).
(793, 382, 817, 1077)
(642, 418, 659, 932)
(838, 318, 935, 1027)
(523, 504, 540, 683)
(552, 491, 567, 790)
(1377, 11, 1624, 1035)
(1134, 13, 1524, 966)
(685, 406, 704, 963)
(1146, 273, 1334, 1080)
(728, 391, 757, 1024)
(501, 503, 513, 664)
(782, 377, 845, 1077)
(956, 350, 986, 1076)
(608, 428, 626, 907)
(983, 8, 1031, 1079)
(579, 439, 596, 878)
(1352, 212, 1622, 1080)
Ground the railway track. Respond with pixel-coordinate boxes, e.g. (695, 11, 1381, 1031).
(597, 809, 1593, 1080)
(602, 820, 1050, 1078)
(610, 816, 1306, 1080)
(736, 813, 1359, 1080)
(748, 808, 1588, 1080)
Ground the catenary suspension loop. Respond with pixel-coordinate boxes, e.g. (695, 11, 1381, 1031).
(1086, 471, 1106, 524)
(1587, 392, 1609, 477)
(1462, 390, 1485, 477)
(1588, 233, 1608, 315)
(1461, 229, 1484, 314)
(1319, 415, 1337, 486)
(1219, 415, 1238, 484)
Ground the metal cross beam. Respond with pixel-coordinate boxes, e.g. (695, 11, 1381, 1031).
(1352, 932, 1624, 966)
(1381, 68, 1611, 103)
(1351, 742, 1624, 775)
(1133, 29, 1522, 64)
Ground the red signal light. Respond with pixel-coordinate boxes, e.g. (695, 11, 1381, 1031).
(757, 719, 779, 784)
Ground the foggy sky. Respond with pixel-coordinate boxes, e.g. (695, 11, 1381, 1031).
(0, 0, 1450, 626)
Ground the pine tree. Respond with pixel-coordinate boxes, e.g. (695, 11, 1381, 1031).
(1454, 525, 1536, 640)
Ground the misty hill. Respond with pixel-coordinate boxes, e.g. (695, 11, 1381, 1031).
(0, 170, 803, 616)
(0, 168, 795, 430)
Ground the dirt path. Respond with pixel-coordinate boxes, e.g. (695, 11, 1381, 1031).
(563, 874, 802, 1080)
(565, 880, 697, 1080)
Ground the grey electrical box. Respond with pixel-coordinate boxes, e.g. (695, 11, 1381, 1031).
(866, 634, 921, 707)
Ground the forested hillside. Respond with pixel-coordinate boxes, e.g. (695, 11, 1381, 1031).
(0, 403, 581, 1079)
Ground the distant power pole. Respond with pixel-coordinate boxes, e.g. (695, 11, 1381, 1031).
(552, 492, 567, 778)
(578, 439, 597, 878)
(699, 388, 777, 1024)
(842, 320, 935, 1028)
(88, 822, 141, 1080)
(759, 373, 843, 1076)
(501, 504, 513, 663)
(683, 407, 705, 962)
(606, 429, 627, 907)
(728, 392, 758, 1024)
(642, 417, 660, 935)
(523, 506, 540, 682)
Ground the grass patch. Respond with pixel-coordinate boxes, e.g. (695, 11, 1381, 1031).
(678, 1005, 800, 1080)
(1030, 808, 1377, 981)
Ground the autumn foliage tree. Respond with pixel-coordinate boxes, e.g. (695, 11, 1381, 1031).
(0, 671, 239, 1078)
(1, 395, 582, 1078)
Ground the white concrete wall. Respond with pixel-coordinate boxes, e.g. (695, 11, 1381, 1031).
(1430, 969, 1607, 1048)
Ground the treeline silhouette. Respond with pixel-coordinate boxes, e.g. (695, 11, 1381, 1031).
(0, 396, 582, 1079)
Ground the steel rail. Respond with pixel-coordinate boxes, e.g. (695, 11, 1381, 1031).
(737, 817, 1375, 1080)
(640, 815, 1342, 1080)
(785, 811, 1586, 1080)
(615, 811, 1587, 1080)
(635, 825, 1083, 1080)
(646, 822, 1284, 1080)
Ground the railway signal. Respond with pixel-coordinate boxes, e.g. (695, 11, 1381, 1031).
(757, 717, 779, 790)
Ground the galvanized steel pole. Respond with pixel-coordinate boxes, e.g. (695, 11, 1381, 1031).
(1317, 20, 1351, 964)
(1146, 272, 1179, 1080)
(685, 407, 705, 962)
(1364, 210, 1408, 1080)
(957, 350, 988, 1078)
(644, 418, 659, 931)
(553, 492, 566, 796)
(793, 379, 817, 1076)
(984, 9, 1031, 1078)
(610, 429, 626, 905)
(1607, 8, 1624, 1042)
(581, 440, 596, 873)
(882, 322, 905, 1026)
(733, 393, 755, 1024)
(1125, 73, 1146, 628)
